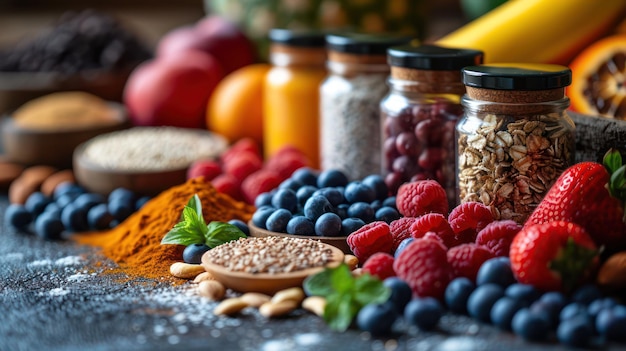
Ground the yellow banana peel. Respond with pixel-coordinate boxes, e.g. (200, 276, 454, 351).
(436, 0, 626, 65)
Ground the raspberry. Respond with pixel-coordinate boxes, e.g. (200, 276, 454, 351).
(221, 138, 262, 164)
(448, 202, 494, 244)
(241, 169, 282, 204)
(396, 180, 448, 217)
(222, 151, 263, 182)
(346, 221, 393, 263)
(423, 231, 445, 245)
(362, 252, 396, 280)
(410, 213, 456, 248)
(265, 146, 310, 180)
(187, 159, 222, 181)
(393, 238, 453, 299)
(476, 220, 522, 257)
(447, 243, 495, 282)
(211, 174, 242, 201)
(390, 217, 417, 252)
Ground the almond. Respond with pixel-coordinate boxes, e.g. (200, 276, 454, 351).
(197, 280, 225, 301)
(40, 170, 75, 197)
(597, 251, 626, 289)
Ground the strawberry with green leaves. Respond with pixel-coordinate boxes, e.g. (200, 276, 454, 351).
(510, 221, 599, 292)
(524, 149, 626, 250)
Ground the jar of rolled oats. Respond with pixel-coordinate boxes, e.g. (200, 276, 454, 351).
(457, 63, 575, 224)
(381, 44, 483, 204)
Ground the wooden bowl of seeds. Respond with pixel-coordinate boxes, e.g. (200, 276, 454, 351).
(201, 236, 344, 295)
(73, 126, 228, 196)
(248, 221, 353, 254)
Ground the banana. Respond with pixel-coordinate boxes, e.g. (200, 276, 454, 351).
(436, 0, 626, 65)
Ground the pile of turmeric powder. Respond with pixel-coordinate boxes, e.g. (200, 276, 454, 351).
(75, 178, 255, 280)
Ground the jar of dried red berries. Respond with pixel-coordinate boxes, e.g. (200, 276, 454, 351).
(380, 45, 483, 205)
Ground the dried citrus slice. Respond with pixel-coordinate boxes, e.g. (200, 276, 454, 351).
(568, 34, 626, 119)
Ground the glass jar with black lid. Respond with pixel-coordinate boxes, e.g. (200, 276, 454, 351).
(457, 63, 575, 224)
(380, 44, 483, 205)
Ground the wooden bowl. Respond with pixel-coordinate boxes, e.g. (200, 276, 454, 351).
(248, 221, 353, 254)
(73, 128, 227, 196)
(1, 102, 130, 168)
(201, 240, 344, 295)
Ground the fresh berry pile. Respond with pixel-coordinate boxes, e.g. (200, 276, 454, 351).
(250, 168, 399, 237)
(4, 182, 148, 240)
(187, 138, 310, 204)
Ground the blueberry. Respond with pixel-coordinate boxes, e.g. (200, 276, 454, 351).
(53, 182, 84, 200)
(314, 212, 342, 237)
(286, 216, 315, 236)
(108, 187, 135, 203)
(291, 167, 318, 186)
(254, 192, 274, 208)
(183, 243, 210, 264)
(271, 188, 298, 213)
(24, 192, 51, 217)
(467, 283, 504, 323)
(504, 283, 541, 307)
(87, 203, 114, 230)
(34, 213, 64, 240)
(4, 204, 32, 230)
(278, 178, 303, 192)
(303, 195, 333, 222)
(362, 174, 388, 201)
(228, 219, 249, 236)
(340, 217, 365, 236)
(444, 278, 477, 315)
(56, 193, 79, 209)
(588, 297, 618, 320)
(383, 277, 412, 314)
(530, 293, 567, 328)
(370, 200, 383, 212)
(344, 181, 376, 204)
(61, 204, 89, 232)
(475, 257, 515, 287)
(251, 207, 275, 229)
(571, 284, 603, 305)
(394, 238, 415, 259)
(595, 305, 626, 342)
(559, 302, 590, 323)
(347, 202, 374, 223)
(512, 308, 551, 341)
(108, 196, 134, 222)
(296, 186, 318, 207)
(404, 297, 443, 330)
(316, 169, 348, 188)
(382, 196, 397, 209)
(73, 193, 105, 212)
(265, 209, 292, 232)
(42, 203, 63, 219)
(334, 203, 349, 219)
(375, 206, 400, 224)
(557, 316, 594, 348)
(135, 196, 151, 210)
(319, 187, 344, 207)
(491, 297, 524, 331)
(356, 302, 397, 335)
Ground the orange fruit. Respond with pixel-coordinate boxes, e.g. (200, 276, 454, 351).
(207, 63, 270, 144)
(568, 34, 626, 119)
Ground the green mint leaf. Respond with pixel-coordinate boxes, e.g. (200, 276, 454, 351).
(160, 221, 205, 246)
(330, 264, 355, 294)
(324, 293, 357, 332)
(188, 194, 204, 219)
(303, 267, 335, 297)
(603, 148, 623, 174)
(181, 206, 209, 238)
(205, 222, 246, 248)
(353, 273, 391, 306)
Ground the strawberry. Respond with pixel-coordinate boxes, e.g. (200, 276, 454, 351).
(510, 221, 599, 292)
(525, 149, 626, 250)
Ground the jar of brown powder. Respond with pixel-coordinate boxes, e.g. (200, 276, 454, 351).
(457, 63, 575, 224)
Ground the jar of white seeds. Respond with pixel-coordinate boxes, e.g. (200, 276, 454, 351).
(457, 63, 575, 224)
(320, 33, 412, 181)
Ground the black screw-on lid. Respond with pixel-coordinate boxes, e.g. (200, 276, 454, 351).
(387, 44, 484, 70)
(325, 33, 414, 55)
(462, 63, 572, 90)
(268, 28, 327, 47)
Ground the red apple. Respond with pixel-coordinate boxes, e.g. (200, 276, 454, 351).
(123, 50, 223, 128)
(156, 16, 256, 75)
